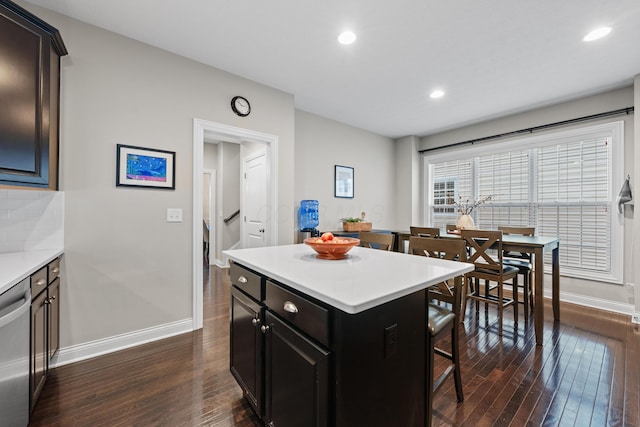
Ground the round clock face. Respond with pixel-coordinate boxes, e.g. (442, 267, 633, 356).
(231, 96, 251, 117)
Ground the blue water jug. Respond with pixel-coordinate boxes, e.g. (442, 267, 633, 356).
(298, 200, 319, 230)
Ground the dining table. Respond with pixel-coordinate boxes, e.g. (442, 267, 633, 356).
(393, 229, 560, 346)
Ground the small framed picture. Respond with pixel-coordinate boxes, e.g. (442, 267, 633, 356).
(335, 165, 354, 198)
(116, 144, 175, 189)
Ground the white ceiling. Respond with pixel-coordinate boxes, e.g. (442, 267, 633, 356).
(25, 0, 640, 138)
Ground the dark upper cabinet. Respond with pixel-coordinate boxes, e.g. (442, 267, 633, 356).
(0, 0, 67, 189)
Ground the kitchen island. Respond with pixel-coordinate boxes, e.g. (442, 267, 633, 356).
(224, 244, 473, 427)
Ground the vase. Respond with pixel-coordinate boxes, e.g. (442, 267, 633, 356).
(456, 214, 475, 230)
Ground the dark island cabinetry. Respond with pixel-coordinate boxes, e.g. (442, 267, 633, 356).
(0, 0, 67, 189)
(229, 260, 428, 427)
(30, 256, 62, 410)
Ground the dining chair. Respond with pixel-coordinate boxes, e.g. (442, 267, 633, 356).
(407, 236, 467, 422)
(358, 231, 395, 251)
(460, 229, 519, 336)
(498, 226, 535, 319)
(409, 226, 441, 238)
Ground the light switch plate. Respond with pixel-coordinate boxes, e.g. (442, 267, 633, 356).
(167, 208, 183, 223)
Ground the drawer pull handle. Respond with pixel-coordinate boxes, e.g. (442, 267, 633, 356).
(35, 279, 46, 287)
(52, 267, 60, 274)
(251, 317, 260, 326)
(238, 276, 248, 284)
(260, 325, 270, 333)
(283, 301, 299, 314)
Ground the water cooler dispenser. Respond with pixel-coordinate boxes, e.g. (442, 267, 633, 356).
(297, 200, 320, 243)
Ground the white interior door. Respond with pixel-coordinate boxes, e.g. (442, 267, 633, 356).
(244, 152, 268, 248)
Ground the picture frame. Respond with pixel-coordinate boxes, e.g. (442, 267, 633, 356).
(116, 144, 175, 189)
(334, 165, 354, 198)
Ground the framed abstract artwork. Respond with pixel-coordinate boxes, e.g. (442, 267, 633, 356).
(116, 144, 175, 189)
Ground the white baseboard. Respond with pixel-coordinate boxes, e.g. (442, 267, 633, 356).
(48, 288, 636, 369)
(544, 288, 635, 316)
(51, 318, 193, 368)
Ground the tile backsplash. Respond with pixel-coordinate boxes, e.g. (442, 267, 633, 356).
(0, 189, 64, 253)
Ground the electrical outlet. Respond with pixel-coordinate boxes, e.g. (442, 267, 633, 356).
(632, 313, 640, 325)
(166, 208, 182, 223)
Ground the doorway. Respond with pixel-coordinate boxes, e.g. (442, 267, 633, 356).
(203, 169, 215, 265)
(192, 118, 279, 330)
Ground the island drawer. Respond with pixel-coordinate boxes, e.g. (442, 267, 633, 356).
(48, 258, 61, 284)
(266, 280, 330, 347)
(230, 262, 264, 301)
(30, 266, 48, 297)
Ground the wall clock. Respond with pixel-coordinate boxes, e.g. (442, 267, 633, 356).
(231, 96, 251, 117)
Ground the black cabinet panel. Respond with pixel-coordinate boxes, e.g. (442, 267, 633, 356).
(0, 14, 40, 173)
(30, 288, 47, 411)
(0, 0, 66, 188)
(230, 287, 264, 416)
(264, 311, 330, 427)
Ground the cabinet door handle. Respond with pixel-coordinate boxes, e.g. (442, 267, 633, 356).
(48, 296, 56, 302)
(283, 301, 298, 314)
(251, 317, 260, 326)
(260, 325, 270, 334)
(238, 276, 248, 284)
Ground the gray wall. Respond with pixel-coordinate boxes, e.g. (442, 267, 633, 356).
(634, 75, 639, 315)
(15, 1, 639, 359)
(220, 143, 240, 253)
(19, 2, 295, 348)
(294, 110, 396, 232)
(394, 136, 421, 230)
(420, 86, 637, 310)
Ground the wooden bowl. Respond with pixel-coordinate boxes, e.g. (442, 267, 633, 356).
(304, 237, 360, 260)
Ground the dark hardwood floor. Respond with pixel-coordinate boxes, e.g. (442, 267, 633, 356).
(30, 265, 640, 426)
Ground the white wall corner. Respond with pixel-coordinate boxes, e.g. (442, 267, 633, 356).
(51, 318, 193, 368)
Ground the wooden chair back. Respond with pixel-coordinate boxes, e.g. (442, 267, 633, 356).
(460, 229, 505, 275)
(498, 226, 535, 260)
(358, 232, 395, 251)
(408, 236, 467, 303)
(409, 226, 441, 238)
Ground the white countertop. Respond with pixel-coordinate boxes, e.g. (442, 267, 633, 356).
(0, 249, 64, 295)
(224, 244, 474, 314)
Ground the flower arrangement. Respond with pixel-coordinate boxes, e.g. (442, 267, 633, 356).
(454, 195, 493, 215)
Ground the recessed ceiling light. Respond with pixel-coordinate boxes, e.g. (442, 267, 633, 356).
(430, 90, 445, 99)
(583, 27, 611, 42)
(338, 31, 356, 45)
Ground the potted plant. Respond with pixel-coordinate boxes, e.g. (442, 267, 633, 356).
(340, 212, 372, 232)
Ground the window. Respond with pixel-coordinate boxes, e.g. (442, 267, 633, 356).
(424, 121, 624, 284)
(433, 179, 456, 214)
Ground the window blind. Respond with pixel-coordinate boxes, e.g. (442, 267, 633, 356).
(424, 122, 624, 284)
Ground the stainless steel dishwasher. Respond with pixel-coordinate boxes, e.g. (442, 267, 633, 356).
(0, 277, 31, 427)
